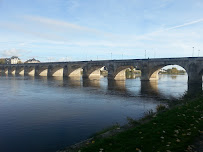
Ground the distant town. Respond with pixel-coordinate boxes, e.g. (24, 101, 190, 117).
(0, 56, 40, 64)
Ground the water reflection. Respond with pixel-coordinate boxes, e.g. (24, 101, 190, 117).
(126, 73, 141, 79)
(65, 77, 82, 87)
(83, 78, 100, 88)
(16, 75, 203, 99)
(171, 75, 177, 79)
(0, 74, 202, 152)
(140, 81, 159, 97)
(108, 80, 126, 91)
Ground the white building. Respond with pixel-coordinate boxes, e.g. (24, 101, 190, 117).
(11, 56, 21, 64)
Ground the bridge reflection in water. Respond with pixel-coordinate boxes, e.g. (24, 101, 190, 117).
(4, 74, 200, 99)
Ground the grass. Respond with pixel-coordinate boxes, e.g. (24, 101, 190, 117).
(79, 94, 203, 152)
(90, 123, 120, 138)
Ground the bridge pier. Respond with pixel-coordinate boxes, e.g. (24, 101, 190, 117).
(48, 66, 64, 77)
(16, 67, 24, 75)
(8, 67, 16, 75)
(188, 72, 202, 83)
(107, 64, 126, 80)
(140, 67, 159, 81)
(24, 66, 35, 76)
(188, 63, 202, 83)
(83, 65, 101, 78)
(1, 67, 8, 74)
(140, 68, 151, 81)
(35, 66, 48, 76)
(187, 82, 202, 94)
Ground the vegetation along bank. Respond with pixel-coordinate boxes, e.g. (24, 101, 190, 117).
(59, 92, 203, 152)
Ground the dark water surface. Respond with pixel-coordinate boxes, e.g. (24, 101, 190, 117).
(0, 74, 194, 152)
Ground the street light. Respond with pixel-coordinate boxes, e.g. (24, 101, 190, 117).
(192, 47, 194, 57)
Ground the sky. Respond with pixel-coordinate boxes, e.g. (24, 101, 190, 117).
(0, 0, 203, 62)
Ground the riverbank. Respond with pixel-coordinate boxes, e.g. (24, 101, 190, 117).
(59, 92, 203, 152)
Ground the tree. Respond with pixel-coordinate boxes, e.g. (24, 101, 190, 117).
(0, 59, 5, 64)
(17, 61, 23, 64)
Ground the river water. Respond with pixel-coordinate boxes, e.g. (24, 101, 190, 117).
(0, 74, 198, 152)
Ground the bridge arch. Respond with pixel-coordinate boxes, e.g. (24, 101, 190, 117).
(35, 66, 48, 76)
(115, 66, 135, 80)
(107, 64, 136, 80)
(64, 65, 83, 77)
(16, 66, 24, 75)
(48, 65, 64, 77)
(24, 66, 35, 76)
(142, 63, 188, 81)
(1, 66, 9, 74)
(8, 66, 16, 75)
(83, 65, 104, 78)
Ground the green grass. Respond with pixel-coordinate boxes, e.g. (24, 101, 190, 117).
(90, 123, 120, 138)
(80, 95, 203, 152)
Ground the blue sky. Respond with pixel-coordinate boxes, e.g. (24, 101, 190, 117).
(0, 0, 203, 62)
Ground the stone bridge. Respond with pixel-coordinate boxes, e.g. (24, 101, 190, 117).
(0, 57, 203, 83)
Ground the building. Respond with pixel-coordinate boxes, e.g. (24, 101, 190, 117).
(5, 58, 11, 64)
(11, 56, 21, 64)
(25, 58, 40, 63)
(0, 56, 21, 64)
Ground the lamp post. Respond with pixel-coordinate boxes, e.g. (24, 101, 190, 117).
(192, 47, 194, 57)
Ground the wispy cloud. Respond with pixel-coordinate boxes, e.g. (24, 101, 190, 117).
(0, 22, 68, 41)
(2, 48, 31, 57)
(24, 15, 92, 31)
(23, 15, 115, 38)
(146, 0, 174, 11)
(131, 18, 203, 41)
(165, 18, 203, 31)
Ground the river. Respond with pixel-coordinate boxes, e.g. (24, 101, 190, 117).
(0, 74, 200, 152)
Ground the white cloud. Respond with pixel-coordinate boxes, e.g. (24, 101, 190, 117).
(2, 48, 31, 57)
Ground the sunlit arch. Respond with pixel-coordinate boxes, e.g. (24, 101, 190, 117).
(149, 64, 188, 81)
(113, 65, 135, 80)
